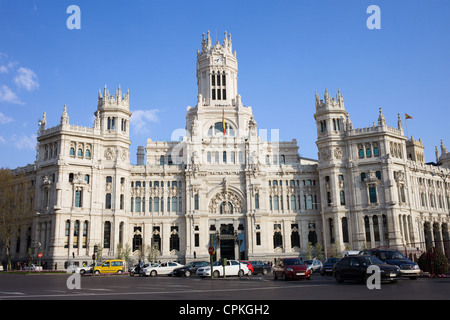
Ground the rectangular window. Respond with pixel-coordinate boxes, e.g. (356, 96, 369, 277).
(194, 234, 199, 247)
(369, 187, 377, 203)
(212, 88, 216, 100)
(290, 195, 296, 210)
(172, 197, 178, 212)
(255, 193, 259, 209)
(105, 193, 112, 209)
(222, 73, 226, 85)
(217, 88, 221, 100)
(194, 194, 199, 210)
(217, 73, 221, 86)
(75, 190, 82, 207)
(211, 73, 215, 86)
(222, 89, 226, 100)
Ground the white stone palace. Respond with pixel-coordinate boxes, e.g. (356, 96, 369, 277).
(3, 31, 450, 268)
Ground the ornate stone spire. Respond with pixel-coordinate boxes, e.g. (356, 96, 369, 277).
(60, 105, 69, 125)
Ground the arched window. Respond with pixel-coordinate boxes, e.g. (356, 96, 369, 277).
(160, 155, 165, 165)
(85, 149, 91, 158)
(73, 220, 79, 249)
(280, 155, 285, 164)
(82, 221, 88, 248)
(70, 147, 75, 156)
(220, 201, 233, 214)
(64, 220, 70, 248)
(77, 148, 83, 157)
(273, 226, 283, 249)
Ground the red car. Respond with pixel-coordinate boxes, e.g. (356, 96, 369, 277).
(273, 258, 311, 281)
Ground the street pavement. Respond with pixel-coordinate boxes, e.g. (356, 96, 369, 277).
(0, 272, 449, 301)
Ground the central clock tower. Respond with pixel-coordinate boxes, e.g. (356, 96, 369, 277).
(196, 30, 238, 107)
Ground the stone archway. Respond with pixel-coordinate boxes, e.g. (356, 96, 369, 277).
(208, 190, 243, 214)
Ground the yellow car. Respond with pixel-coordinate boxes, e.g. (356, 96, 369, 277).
(93, 259, 125, 274)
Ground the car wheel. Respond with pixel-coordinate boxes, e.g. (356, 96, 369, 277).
(262, 268, 268, 275)
(185, 270, 191, 277)
(238, 269, 245, 277)
(130, 271, 135, 277)
(150, 270, 157, 277)
(334, 272, 344, 283)
(94, 270, 100, 275)
(213, 270, 220, 278)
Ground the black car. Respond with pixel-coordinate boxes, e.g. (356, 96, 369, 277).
(333, 255, 402, 283)
(320, 257, 339, 276)
(249, 261, 271, 275)
(172, 261, 210, 277)
(359, 249, 420, 279)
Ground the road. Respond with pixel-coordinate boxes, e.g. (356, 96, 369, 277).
(0, 272, 448, 316)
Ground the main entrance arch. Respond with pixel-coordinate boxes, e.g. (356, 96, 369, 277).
(208, 187, 246, 260)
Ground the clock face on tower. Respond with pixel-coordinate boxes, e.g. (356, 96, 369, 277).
(214, 56, 223, 64)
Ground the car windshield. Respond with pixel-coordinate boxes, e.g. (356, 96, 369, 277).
(360, 256, 384, 266)
(325, 258, 339, 263)
(284, 259, 304, 266)
(380, 251, 406, 260)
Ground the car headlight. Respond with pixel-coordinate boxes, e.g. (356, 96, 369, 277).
(413, 264, 420, 270)
(286, 268, 293, 272)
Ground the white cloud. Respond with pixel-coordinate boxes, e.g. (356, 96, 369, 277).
(131, 109, 159, 134)
(0, 85, 24, 105)
(11, 133, 37, 150)
(0, 112, 13, 124)
(14, 67, 39, 91)
(0, 136, 6, 144)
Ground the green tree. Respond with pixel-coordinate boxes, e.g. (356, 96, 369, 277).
(418, 247, 449, 275)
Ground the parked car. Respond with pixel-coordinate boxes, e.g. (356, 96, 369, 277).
(341, 250, 360, 257)
(141, 261, 184, 277)
(75, 263, 98, 275)
(273, 258, 311, 281)
(196, 260, 249, 278)
(359, 249, 420, 279)
(129, 263, 152, 277)
(240, 261, 254, 275)
(172, 261, 210, 277)
(23, 264, 43, 271)
(320, 257, 340, 276)
(304, 259, 323, 273)
(333, 255, 402, 283)
(93, 259, 125, 274)
(249, 261, 271, 275)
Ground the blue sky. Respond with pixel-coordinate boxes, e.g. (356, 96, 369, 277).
(0, 0, 449, 168)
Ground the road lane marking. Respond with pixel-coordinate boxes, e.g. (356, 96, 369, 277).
(0, 283, 332, 299)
